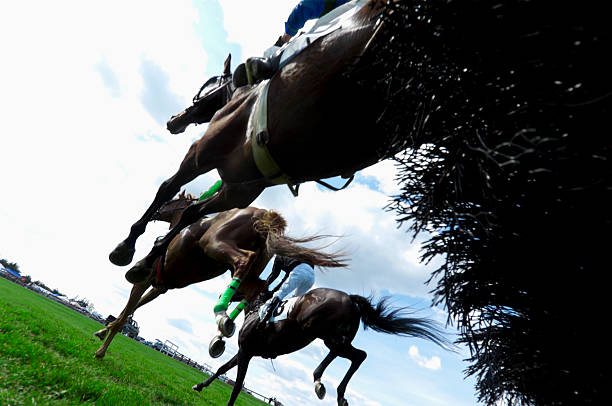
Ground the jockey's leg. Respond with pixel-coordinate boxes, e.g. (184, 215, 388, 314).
(233, 51, 281, 87)
(260, 264, 314, 322)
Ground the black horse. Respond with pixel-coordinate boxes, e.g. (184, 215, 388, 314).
(193, 288, 452, 406)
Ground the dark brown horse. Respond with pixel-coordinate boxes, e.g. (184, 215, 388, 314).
(193, 288, 451, 406)
(109, 0, 388, 276)
(94, 196, 345, 359)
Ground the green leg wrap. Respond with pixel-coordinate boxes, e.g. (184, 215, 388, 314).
(229, 299, 249, 320)
(198, 180, 223, 202)
(214, 277, 241, 313)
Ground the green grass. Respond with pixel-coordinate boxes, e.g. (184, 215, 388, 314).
(0, 277, 267, 406)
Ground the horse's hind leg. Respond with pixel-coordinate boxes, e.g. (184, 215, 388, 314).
(109, 143, 217, 266)
(126, 182, 265, 284)
(192, 354, 239, 392)
(332, 344, 367, 406)
(151, 181, 265, 260)
(312, 351, 337, 400)
(94, 281, 150, 358)
(226, 352, 252, 406)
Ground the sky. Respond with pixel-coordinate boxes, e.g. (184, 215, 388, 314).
(0, 1, 479, 405)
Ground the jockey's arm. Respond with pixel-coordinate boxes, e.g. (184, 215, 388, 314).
(284, 0, 329, 37)
(283, 0, 352, 42)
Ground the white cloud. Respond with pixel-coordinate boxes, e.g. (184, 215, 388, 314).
(218, 0, 295, 61)
(408, 345, 442, 370)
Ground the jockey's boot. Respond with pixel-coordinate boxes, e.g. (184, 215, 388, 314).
(233, 56, 279, 88)
(245, 57, 275, 85)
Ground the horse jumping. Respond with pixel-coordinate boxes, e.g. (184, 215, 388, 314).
(95, 195, 345, 359)
(109, 0, 388, 278)
(193, 288, 451, 406)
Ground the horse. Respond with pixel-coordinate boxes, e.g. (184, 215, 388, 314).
(193, 288, 452, 406)
(108, 0, 390, 277)
(94, 195, 346, 359)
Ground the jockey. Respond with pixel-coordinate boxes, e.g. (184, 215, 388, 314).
(259, 255, 315, 323)
(234, 0, 353, 87)
(284, 0, 354, 42)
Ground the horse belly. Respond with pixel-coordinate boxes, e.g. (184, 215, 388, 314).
(163, 244, 225, 289)
(257, 322, 315, 358)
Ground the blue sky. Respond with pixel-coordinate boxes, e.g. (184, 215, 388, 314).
(0, 1, 478, 405)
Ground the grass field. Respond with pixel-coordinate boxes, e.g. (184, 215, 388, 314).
(0, 277, 267, 406)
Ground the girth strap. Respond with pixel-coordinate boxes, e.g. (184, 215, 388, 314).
(251, 81, 300, 196)
(250, 81, 355, 197)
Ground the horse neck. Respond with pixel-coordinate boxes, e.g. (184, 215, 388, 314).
(152, 199, 196, 228)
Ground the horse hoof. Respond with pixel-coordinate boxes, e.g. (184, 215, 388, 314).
(192, 384, 203, 392)
(209, 336, 226, 358)
(125, 260, 151, 284)
(94, 349, 106, 359)
(109, 242, 135, 266)
(314, 381, 326, 400)
(218, 316, 235, 338)
(93, 329, 107, 341)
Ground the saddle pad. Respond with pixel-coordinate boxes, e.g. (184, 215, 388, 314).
(278, 0, 370, 68)
(269, 296, 300, 323)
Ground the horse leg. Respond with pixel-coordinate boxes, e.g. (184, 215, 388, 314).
(228, 277, 267, 321)
(94, 281, 150, 358)
(109, 142, 218, 266)
(207, 243, 258, 336)
(192, 354, 239, 392)
(226, 352, 252, 406)
(124, 181, 265, 283)
(312, 351, 338, 400)
(332, 344, 367, 406)
(133, 286, 167, 311)
(94, 286, 164, 339)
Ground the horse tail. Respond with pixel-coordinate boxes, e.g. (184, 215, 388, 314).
(349, 295, 453, 350)
(253, 210, 347, 268)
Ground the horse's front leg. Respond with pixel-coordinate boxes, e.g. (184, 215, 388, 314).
(109, 143, 214, 266)
(312, 351, 338, 400)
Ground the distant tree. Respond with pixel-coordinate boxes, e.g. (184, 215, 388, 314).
(21, 275, 31, 284)
(0, 258, 20, 273)
(357, 1, 610, 405)
(71, 296, 94, 313)
(33, 280, 52, 291)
